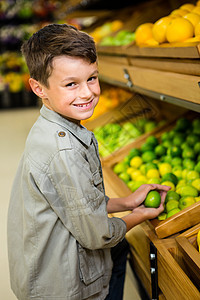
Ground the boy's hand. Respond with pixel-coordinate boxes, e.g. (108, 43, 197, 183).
(125, 184, 171, 211)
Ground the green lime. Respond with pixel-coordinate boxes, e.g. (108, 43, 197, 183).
(161, 155, 172, 163)
(166, 208, 181, 218)
(144, 121, 157, 133)
(162, 140, 173, 148)
(145, 162, 158, 172)
(191, 178, 200, 191)
(175, 118, 191, 131)
(194, 142, 200, 154)
(165, 190, 180, 202)
(141, 142, 154, 153)
(168, 130, 176, 140)
(166, 200, 179, 213)
(195, 161, 200, 173)
(113, 162, 127, 174)
(176, 185, 198, 197)
(171, 157, 182, 167)
(147, 178, 161, 184)
(179, 196, 196, 210)
(182, 147, 196, 160)
(161, 172, 178, 185)
(161, 131, 170, 141)
(186, 134, 199, 146)
(167, 146, 182, 157)
(144, 190, 161, 208)
(155, 144, 167, 157)
(192, 118, 200, 129)
(127, 181, 145, 192)
(119, 172, 130, 183)
(142, 151, 156, 163)
(128, 148, 141, 160)
(146, 135, 159, 147)
(172, 134, 185, 146)
(182, 158, 195, 170)
(158, 212, 167, 221)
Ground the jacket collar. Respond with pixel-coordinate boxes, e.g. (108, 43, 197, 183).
(40, 105, 93, 147)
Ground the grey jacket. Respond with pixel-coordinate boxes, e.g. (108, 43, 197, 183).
(7, 105, 126, 300)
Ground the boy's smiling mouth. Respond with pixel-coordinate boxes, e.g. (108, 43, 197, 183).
(73, 99, 93, 108)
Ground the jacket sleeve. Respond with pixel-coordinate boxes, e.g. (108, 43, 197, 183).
(40, 148, 126, 250)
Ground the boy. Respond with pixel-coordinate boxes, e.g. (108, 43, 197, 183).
(7, 24, 170, 300)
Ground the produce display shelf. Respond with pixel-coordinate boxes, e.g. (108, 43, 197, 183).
(103, 110, 200, 239)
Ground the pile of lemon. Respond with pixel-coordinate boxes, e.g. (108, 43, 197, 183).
(113, 117, 200, 220)
(135, 1, 200, 46)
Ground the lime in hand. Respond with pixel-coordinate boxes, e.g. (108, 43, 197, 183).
(144, 190, 161, 208)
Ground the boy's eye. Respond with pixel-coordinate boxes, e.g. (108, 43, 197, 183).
(88, 76, 97, 82)
(66, 82, 76, 87)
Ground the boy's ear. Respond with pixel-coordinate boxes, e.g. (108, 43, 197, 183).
(29, 78, 47, 98)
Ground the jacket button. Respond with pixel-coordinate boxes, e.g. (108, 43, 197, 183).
(58, 131, 66, 137)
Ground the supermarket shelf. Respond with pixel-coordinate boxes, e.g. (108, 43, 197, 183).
(99, 74, 200, 113)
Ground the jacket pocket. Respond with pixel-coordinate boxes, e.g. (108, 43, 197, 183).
(77, 243, 105, 285)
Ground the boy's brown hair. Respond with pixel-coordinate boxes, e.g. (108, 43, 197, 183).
(21, 23, 97, 87)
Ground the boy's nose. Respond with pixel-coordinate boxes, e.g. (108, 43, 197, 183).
(79, 84, 92, 99)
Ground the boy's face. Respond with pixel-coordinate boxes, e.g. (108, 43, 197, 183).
(39, 56, 100, 123)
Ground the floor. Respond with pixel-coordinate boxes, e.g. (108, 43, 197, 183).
(0, 107, 142, 300)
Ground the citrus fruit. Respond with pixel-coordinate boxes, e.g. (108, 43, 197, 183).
(179, 196, 196, 210)
(166, 200, 179, 213)
(140, 164, 147, 175)
(142, 151, 156, 163)
(161, 131, 170, 141)
(161, 172, 178, 185)
(159, 163, 172, 176)
(182, 158, 195, 170)
(166, 17, 194, 43)
(186, 134, 199, 146)
(175, 118, 191, 131)
(176, 185, 198, 197)
(195, 196, 200, 202)
(195, 22, 200, 35)
(171, 9, 188, 17)
(144, 121, 156, 133)
(193, 161, 200, 173)
(130, 169, 142, 180)
(194, 142, 200, 154)
(161, 181, 175, 191)
(135, 175, 147, 183)
(144, 190, 161, 208)
(128, 148, 141, 159)
(186, 170, 199, 181)
(145, 162, 158, 172)
(183, 12, 200, 27)
(172, 135, 185, 146)
(165, 190, 180, 202)
(162, 140, 173, 148)
(192, 6, 200, 15)
(146, 135, 159, 147)
(130, 156, 143, 168)
(152, 16, 173, 43)
(127, 167, 137, 175)
(192, 178, 200, 191)
(141, 142, 154, 152)
(113, 162, 127, 174)
(158, 212, 167, 221)
(171, 157, 182, 167)
(135, 23, 153, 46)
(166, 208, 181, 218)
(127, 181, 145, 192)
(146, 169, 160, 179)
(119, 172, 130, 183)
(180, 3, 195, 12)
(147, 178, 161, 184)
(168, 146, 182, 157)
(155, 144, 167, 157)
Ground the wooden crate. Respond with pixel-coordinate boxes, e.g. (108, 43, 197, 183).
(103, 110, 200, 239)
(175, 223, 200, 289)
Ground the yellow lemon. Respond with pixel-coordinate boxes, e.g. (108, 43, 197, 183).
(195, 196, 200, 202)
(179, 196, 196, 210)
(161, 181, 175, 191)
(195, 22, 200, 35)
(159, 163, 172, 176)
(130, 156, 143, 169)
(152, 16, 173, 43)
(180, 3, 195, 12)
(146, 169, 160, 179)
(192, 178, 200, 191)
(171, 9, 189, 17)
(166, 17, 194, 43)
(192, 6, 200, 15)
(127, 167, 137, 175)
(166, 200, 179, 213)
(183, 12, 200, 27)
(147, 178, 161, 184)
(130, 169, 142, 181)
(135, 175, 147, 183)
(135, 23, 153, 46)
(183, 35, 200, 42)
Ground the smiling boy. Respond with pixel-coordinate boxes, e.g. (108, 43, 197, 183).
(7, 24, 170, 300)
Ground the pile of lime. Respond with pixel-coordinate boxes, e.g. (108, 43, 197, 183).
(113, 117, 200, 219)
(94, 118, 161, 157)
